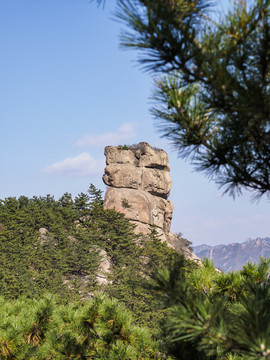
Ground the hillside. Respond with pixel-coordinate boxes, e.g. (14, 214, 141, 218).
(0, 184, 190, 329)
(193, 237, 270, 272)
(1, 186, 270, 359)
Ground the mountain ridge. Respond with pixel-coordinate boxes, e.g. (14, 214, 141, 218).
(193, 237, 270, 272)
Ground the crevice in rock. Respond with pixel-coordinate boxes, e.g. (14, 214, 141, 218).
(145, 165, 168, 170)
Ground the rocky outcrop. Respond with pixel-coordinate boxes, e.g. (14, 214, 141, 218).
(38, 228, 49, 244)
(103, 143, 171, 198)
(96, 249, 112, 286)
(103, 142, 199, 261)
(103, 187, 173, 233)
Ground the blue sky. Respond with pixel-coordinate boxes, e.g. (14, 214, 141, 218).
(1, 0, 269, 246)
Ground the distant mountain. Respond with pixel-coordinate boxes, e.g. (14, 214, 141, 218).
(193, 237, 270, 272)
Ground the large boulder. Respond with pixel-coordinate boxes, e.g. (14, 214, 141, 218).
(104, 187, 173, 231)
(102, 142, 198, 260)
(103, 143, 173, 238)
(104, 143, 170, 170)
(103, 164, 172, 198)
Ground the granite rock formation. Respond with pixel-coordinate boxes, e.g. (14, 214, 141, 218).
(103, 142, 199, 260)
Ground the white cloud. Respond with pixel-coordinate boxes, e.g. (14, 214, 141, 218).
(42, 152, 105, 177)
(75, 122, 137, 147)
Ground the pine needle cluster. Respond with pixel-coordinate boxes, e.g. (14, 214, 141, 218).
(151, 257, 270, 359)
(114, 0, 270, 199)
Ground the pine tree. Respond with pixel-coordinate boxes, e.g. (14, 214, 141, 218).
(111, 0, 270, 199)
(0, 295, 165, 359)
(151, 257, 270, 360)
(74, 192, 91, 214)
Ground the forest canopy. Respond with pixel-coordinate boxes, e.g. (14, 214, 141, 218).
(1, 184, 270, 358)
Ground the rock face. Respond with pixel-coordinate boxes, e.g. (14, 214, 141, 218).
(38, 228, 49, 245)
(103, 187, 173, 233)
(103, 142, 198, 260)
(96, 249, 112, 286)
(103, 143, 171, 198)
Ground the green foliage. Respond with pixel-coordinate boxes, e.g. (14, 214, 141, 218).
(122, 197, 132, 208)
(122, 144, 130, 150)
(151, 257, 270, 360)
(0, 189, 102, 301)
(2, 183, 270, 358)
(0, 185, 185, 333)
(0, 294, 164, 359)
(88, 183, 103, 206)
(74, 191, 91, 214)
(114, 0, 270, 198)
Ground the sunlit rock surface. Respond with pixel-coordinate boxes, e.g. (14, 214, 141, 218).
(103, 142, 199, 261)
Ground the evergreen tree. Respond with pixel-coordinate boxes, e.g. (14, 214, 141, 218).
(0, 295, 165, 359)
(0, 184, 182, 331)
(74, 192, 91, 214)
(111, 0, 270, 198)
(151, 258, 270, 360)
(0, 191, 101, 300)
(3, 184, 270, 359)
(58, 192, 73, 208)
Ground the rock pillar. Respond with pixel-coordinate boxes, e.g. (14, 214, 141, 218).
(103, 142, 199, 260)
